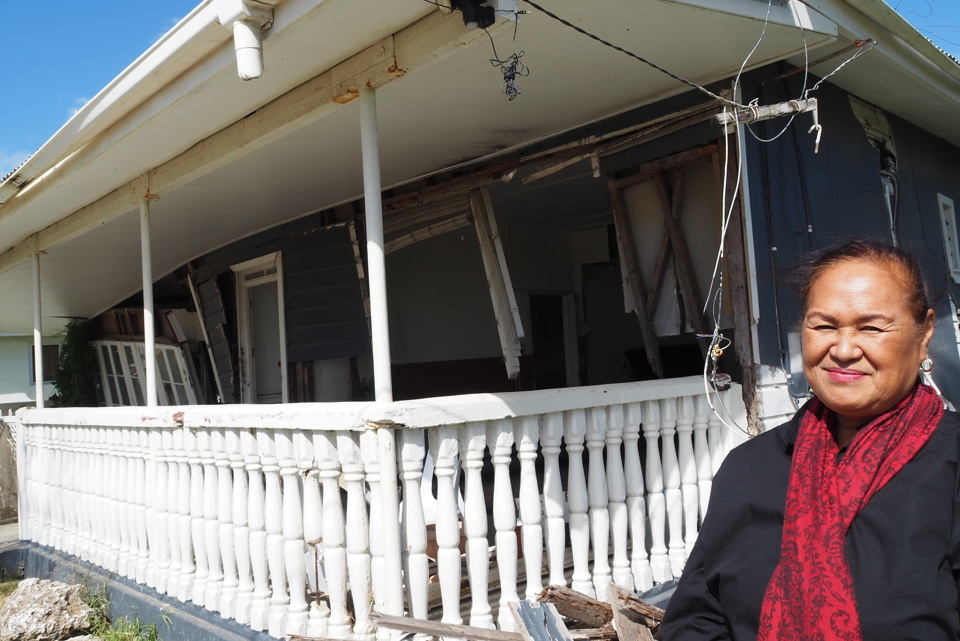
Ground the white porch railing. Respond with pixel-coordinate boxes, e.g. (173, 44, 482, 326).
(14, 376, 747, 639)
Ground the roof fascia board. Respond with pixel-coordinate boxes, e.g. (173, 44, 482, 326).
(0, 2, 231, 204)
(801, 0, 960, 98)
(660, 0, 837, 35)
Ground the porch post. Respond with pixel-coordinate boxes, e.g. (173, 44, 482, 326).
(359, 87, 393, 403)
(32, 245, 43, 409)
(359, 86, 404, 622)
(140, 197, 158, 407)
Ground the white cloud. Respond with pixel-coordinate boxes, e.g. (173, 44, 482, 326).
(0, 149, 31, 178)
(69, 96, 90, 119)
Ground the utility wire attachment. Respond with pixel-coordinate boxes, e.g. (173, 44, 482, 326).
(807, 101, 822, 153)
(713, 97, 817, 126)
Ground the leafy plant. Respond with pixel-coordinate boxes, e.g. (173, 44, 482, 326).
(48, 319, 98, 407)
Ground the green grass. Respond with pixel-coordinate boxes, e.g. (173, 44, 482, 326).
(0, 580, 20, 609)
(82, 583, 169, 641)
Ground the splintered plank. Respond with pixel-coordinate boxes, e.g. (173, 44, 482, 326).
(607, 585, 658, 641)
(537, 585, 612, 628)
(369, 611, 523, 641)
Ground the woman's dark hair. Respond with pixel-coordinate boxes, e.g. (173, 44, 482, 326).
(788, 238, 931, 324)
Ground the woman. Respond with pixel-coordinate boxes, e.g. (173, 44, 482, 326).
(661, 239, 960, 640)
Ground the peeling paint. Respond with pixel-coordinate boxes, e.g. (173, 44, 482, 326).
(333, 89, 360, 104)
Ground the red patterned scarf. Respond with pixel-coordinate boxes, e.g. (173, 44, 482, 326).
(757, 384, 943, 641)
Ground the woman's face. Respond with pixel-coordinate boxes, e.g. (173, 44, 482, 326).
(802, 259, 934, 427)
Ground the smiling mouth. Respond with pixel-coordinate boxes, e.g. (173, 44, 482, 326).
(826, 368, 866, 382)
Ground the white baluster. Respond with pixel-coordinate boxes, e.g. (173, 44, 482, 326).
(517, 416, 543, 600)
(586, 408, 611, 599)
(624, 404, 652, 591)
(359, 430, 385, 617)
(281, 430, 308, 636)
(315, 431, 350, 638)
(87, 428, 101, 562)
(203, 430, 225, 612)
(707, 399, 723, 477)
(115, 428, 132, 577)
(58, 428, 75, 555)
(302, 442, 328, 637)
(133, 426, 150, 584)
(642, 401, 669, 583)
(489, 420, 518, 631)
(694, 397, 713, 522)
(541, 413, 566, 588)
(97, 427, 113, 568)
(463, 422, 492, 628)
(217, 429, 239, 620)
(188, 429, 209, 606)
(232, 429, 257, 623)
(565, 410, 592, 596)
(660, 400, 684, 579)
(174, 427, 195, 601)
(677, 397, 700, 558)
(261, 430, 289, 638)
(606, 405, 632, 590)
(338, 432, 371, 637)
(87, 427, 103, 565)
(49, 427, 63, 551)
(162, 428, 182, 597)
(35, 425, 50, 548)
(400, 429, 428, 621)
(431, 425, 463, 625)
(244, 430, 270, 631)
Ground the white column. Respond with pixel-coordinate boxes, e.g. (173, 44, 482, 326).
(360, 87, 404, 630)
(359, 87, 392, 403)
(140, 197, 158, 407)
(32, 249, 43, 408)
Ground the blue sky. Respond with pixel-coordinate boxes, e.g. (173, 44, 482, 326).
(1, 0, 958, 178)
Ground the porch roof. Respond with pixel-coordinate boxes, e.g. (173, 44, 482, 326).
(0, 0, 958, 336)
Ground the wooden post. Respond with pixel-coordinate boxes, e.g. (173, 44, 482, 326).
(607, 178, 664, 378)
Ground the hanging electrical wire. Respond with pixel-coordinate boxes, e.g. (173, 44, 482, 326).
(483, 14, 530, 100)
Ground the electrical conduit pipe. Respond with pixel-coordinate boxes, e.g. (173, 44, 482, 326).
(218, 0, 276, 80)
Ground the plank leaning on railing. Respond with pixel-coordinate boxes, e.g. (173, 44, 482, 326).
(12, 376, 747, 640)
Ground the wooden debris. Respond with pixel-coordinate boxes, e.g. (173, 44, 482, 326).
(538, 585, 613, 628)
(369, 611, 523, 641)
(361, 585, 663, 641)
(607, 585, 656, 641)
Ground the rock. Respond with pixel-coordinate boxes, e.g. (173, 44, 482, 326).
(0, 578, 96, 641)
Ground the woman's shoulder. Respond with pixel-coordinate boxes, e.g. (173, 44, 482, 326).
(930, 409, 960, 447)
(712, 418, 796, 487)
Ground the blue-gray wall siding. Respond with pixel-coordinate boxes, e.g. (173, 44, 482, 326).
(192, 216, 371, 371)
(744, 67, 960, 404)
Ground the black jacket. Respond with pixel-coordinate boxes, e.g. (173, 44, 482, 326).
(660, 409, 960, 641)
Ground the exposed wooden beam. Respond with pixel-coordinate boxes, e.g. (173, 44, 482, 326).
(714, 147, 762, 434)
(654, 170, 711, 341)
(608, 177, 663, 379)
(471, 187, 523, 379)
